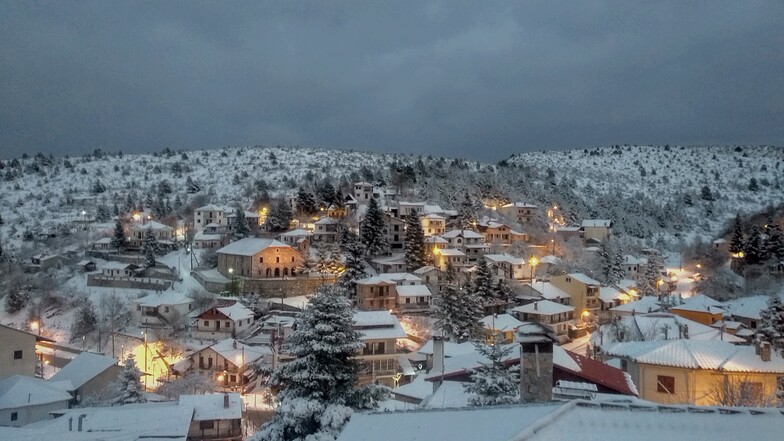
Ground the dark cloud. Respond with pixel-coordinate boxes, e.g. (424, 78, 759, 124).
(1, 1, 782, 160)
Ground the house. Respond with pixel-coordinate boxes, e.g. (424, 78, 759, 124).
(353, 182, 375, 203)
(226, 210, 262, 235)
(128, 221, 174, 248)
(670, 294, 725, 326)
(216, 238, 302, 279)
(353, 311, 409, 387)
(483, 253, 527, 280)
(194, 204, 226, 230)
(194, 302, 255, 338)
(580, 219, 613, 243)
(193, 228, 226, 249)
(441, 229, 489, 262)
(555, 226, 582, 242)
(0, 324, 53, 381)
(356, 273, 426, 311)
(610, 296, 663, 317)
(383, 214, 405, 250)
(395, 285, 432, 312)
(477, 221, 528, 247)
(622, 255, 647, 279)
(433, 248, 466, 271)
(312, 217, 340, 244)
(518, 281, 572, 306)
(712, 238, 729, 253)
(598, 285, 632, 312)
(499, 202, 537, 223)
(0, 375, 71, 427)
(394, 201, 427, 220)
(723, 294, 783, 331)
(91, 236, 114, 250)
(180, 393, 244, 441)
(179, 339, 270, 389)
(421, 214, 446, 237)
(50, 352, 122, 405)
(75, 260, 96, 272)
(27, 253, 71, 272)
(413, 266, 444, 295)
(604, 339, 784, 406)
(592, 313, 746, 348)
(370, 253, 407, 274)
(99, 262, 141, 278)
(336, 399, 784, 441)
(132, 291, 195, 328)
(511, 300, 575, 338)
(550, 273, 601, 314)
(277, 228, 313, 251)
(480, 314, 524, 343)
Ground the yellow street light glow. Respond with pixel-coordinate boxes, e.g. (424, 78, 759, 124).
(581, 310, 590, 317)
(529, 256, 539, 266)
(30, 321, 39, 331)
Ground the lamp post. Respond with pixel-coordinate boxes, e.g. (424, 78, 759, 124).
(550, 239, 555, 256)
(142, 328, 148, 390)
(30, 320, 40, 335)
(528, 256, 539, 281)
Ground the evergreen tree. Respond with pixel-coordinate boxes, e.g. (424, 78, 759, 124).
(463, 338, 519, 406)
(743, 226, 765, 265)
(0, 213, 4, 226)
(472, 259, 494, 303)
(435, 266, 483, 342)
(112, 220, 125, 251)
(185, 176, 200, 194)
(4, 289, 29, 314)
(265, 200, 293, 232)
(113, 354, 146, 405)
(609, 248, 626, 285)
(638, 261, 660, 297)
(255, 285, 387, 441)
(729, 214, 745, 254)
(296, 187, 318, 216)
(339, 240, 367, 298)
(599, 241, 614, 282)
(456, 193, 476, 229)
(749, 177, 759, 192)
(234, 207, 250, 239)
(701, 185, 715, 201)
(142, 228, 158, 268)
(767, 224, 784, 261)
(493, 278, 514, 303)
(112, 203, 120, 217)
(757, 294, 784, 355)
(404, 209, 426, 271)
(70, 300, 97, 342)
(360, 198, 387, 256)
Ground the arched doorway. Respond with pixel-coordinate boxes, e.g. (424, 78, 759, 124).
(274, 268, 280, 278)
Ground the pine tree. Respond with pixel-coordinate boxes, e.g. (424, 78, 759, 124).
(599, 241, 613, 282)
(265, 200, 293, 232)
(638, 261, 660, 297)
(493, 278, 514, 303)
(0, 214, 4, 225)
(234, 207, 250, 239)
(404, 209, 426, 271)
(472, 259, 495, 303)
(360, 198, 387, 256)
(729, 214, 745, 254)
(4, 289, 29, 314)
(113, 354, 147, 405)
(743, 226, 765, 265)
(463, 338, 519, 406)
(254, 285, 387, 441)
(70, 300, 97, 342)
(339, 240, 367, 298)
(435, 267, 483, 343)
(185, 176, 200, 194)
(112, 220, 125, 251)
(456, 192, 476, 229)
(757, 294, 784, 355)
(749, 177, 759, 192)
(701, 185, 715, 201)
(296, 187, 317, 216)
(767, 224, 784, 261)
(142, 228, 158, 268)
(609, 248, 626, 285)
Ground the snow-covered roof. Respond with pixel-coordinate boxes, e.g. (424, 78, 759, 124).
(480, 313, 524, 331)
(194, 230, 222, 241)
(441, 229, 485, 239)
(566, 273, 601, 285)
(337, 399, 784, 441)
(279, 228, 313, 237)
(603, 340, 784, 373)
(101, 261, 137, 270)
(201, 339, 269, 366)
(315, 216, 339, 225)
(353, 311, 407, 340)
(51, 352, 118, 391)
(413, 265, 439, 274)
(556, 226, 581, 232)
(594, 313, 745, 346)
(356, 273, 421, 285)
(623, 255, 647, 265)
(671, 294, 725, 314)
(93, 237, 112, 244)
(216, 237, 290, 256)
(370, 253, 406, 264)
(265, 295, 311, 310)
(423, 213, 445, 219)
(136, 291, 194, 307)
(424, 236, 448, 244)
(438, 248, 465, 256)
(723, 294, 781, 320)
(512, 300, 575, 315)
(611, 296, 662, 314)
(179, 393, 243, 421)
(484, 253, 526, 265)
(395, 285, 432, 298)
(528, 281, 571, 301)
(713, 238, 728, 244)
(132, 220, 173, 231)
(0, 375, 72, 410)
(416, 340, 477, 358)
(599, 286, 625, 303)
(217, 302, 254, 321)
(582, 219, 612, 227)
(502, 202, 538, 208)
(196, 204, 225, 212)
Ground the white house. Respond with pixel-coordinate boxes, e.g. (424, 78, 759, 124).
(194, 204, 226, 231)
(421, 214, 446, 237)
(484, 253, 527, 280)
(133, 291, 195, 328)
(100, 262, 141, 278)
(194, 302, 255, 338)
(128, 221, 174, 247)
(441, 229, 489, 262)
(0, 375, 71, 427)
(511, 300, 576, 337)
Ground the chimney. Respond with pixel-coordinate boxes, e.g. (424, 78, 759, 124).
(232, 340, 237, 349)
(223, 392, 230, 408)
(682, 324, 689, 339)
(431, 334, 445, 393)
(518, 324, 555, 403)
(760, 342, 772, 362)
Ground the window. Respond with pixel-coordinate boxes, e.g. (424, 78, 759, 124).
(230, 374, 237, 383)
(291, 256, 295, 262)
(276, 256, 280, 263)
(199, 420, 215, 430)
(136, 304, 141, 311)
(13, 350, 22, 360)
(164, 306, 169, 313)
(657, 375, 675, 394)
(226, 321, 231, 328)
(11, 412, 18, 422)
(259, 257, 263, 263)
(393, 225, 399, 232)
(204, 320, 210, 327)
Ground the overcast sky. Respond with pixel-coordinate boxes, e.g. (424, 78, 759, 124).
(1, 1, 783, 161)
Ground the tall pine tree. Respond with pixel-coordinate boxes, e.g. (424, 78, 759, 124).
(113, 354, 146, 405)
(729, 214, 744, 254)
(234, 207, 250, 239)
(142, 228, 158, 268)
(757, 294, 784, 355)
(265, 200, 293, 232)
(404, 209, 426, 271)
(112, 220, 125, 251)
(435, 265, 483, 342)
(254, 285, 387, 441)
(472, 259, 495, 303)
(360, 198, 387, 256)
(463, 338, 519, 406)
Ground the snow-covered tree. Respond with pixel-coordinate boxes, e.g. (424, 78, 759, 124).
(472, 259, 494, 303)
(404, 209, 426, 271)
(743, 226, 766, 265)
(360, 198, 387, 256)
(4, 288, 29, 314)
(493, 278, 514, 303)
(729, 214, 744, 254)
(296, 187, 318, 216)
(254, 285, 388, 441)
(434, 266, 483, 343)
(338, 233, 366, 298)
(233, 207, 250, 239)
(112, 220, 125, 251)
(112, 354, 146, 405)
(757, 294, 784, 355)
(70, 300, 98, 342)
(609, 248, 625, 284)
(463, 338, 519, 406)
(142, 228, 157, 268)
(767, 224, 784, 261)
(455, 192, 477, 229)
(265, 200, 292, 232)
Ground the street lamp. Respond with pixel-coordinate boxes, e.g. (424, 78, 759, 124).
(30, 320, 40, 335)
(142, 329, 148, 390)
(529, 256, 539, 281)
(550, 239, 555, 255)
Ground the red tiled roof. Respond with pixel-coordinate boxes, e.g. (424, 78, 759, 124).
(558, 350, 637, 396)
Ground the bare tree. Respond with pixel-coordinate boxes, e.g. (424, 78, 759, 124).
(100, 292, 131, 358)
(706, 375, 778, 407)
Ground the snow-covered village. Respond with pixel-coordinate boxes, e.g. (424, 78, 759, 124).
(2, 2, 784, 441)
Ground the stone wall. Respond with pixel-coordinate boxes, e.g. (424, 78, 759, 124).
(520, 341, 554, 402)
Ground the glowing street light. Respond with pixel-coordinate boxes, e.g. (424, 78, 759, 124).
(30, 320, 40, 335)
(529, 256, 539, 281)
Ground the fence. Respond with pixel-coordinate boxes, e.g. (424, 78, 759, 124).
(87, 274, 172, 291)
